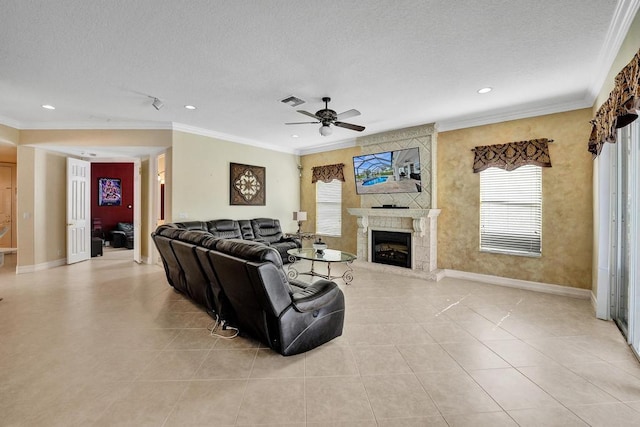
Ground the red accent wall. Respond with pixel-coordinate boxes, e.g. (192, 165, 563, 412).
(91, 163, 134, 236)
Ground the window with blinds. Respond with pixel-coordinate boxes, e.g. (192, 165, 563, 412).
(480, 165, 542, 256)
(316, 179, 342, 237)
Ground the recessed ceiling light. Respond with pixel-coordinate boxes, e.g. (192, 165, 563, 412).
(477, 87, 492, 94)
(42, 104, 55, 110)
(184, 105, 197, 110)
(291, 134, 299, 138)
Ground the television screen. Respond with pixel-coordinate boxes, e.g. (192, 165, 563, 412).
(353, 147, 422, 194)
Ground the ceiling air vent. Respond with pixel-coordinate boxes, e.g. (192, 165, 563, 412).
(280, 96, 305, 107)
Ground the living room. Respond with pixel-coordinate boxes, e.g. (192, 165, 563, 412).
(2, 1, 640, 425)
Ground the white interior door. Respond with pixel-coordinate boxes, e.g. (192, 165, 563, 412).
(67, 157, 91, 264)
(133, 159, 141, 263)
(0, 166, 11, 248)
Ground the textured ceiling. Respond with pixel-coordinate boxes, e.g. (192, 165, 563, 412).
(0, 0, 636, 155)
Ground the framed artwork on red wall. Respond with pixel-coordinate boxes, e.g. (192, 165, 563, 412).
(98, 178, 122, 206)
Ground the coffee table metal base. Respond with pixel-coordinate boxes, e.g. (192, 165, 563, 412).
(286, 249, 356, 285)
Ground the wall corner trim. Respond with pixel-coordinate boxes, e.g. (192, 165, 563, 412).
(443, 269, 591, 299)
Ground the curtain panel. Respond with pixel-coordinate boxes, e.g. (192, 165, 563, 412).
(472, 138, 552, 173)
(311, 163, 346, 183)
(588, 48, 640, 157)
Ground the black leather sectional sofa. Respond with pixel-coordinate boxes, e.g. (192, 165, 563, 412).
(168, 218, 300, 262)
(151, 219, 345, 356)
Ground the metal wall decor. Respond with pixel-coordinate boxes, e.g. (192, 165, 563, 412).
(230, 162, 266, 205)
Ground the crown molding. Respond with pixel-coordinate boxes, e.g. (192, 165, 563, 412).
(436, 97, 593, 132)
(587, 0, 640, 102)
(4, 120, 174, 131)
(296, 138, 357, 155)
(170, 123, 297, 154)
(0, 115, 23, 129)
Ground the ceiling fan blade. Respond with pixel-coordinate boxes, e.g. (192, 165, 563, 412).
(285, 121, 320, 125)
(296, 110, 320, 120)
(336, 109, 360, 120)
(334, 121, 365, 132)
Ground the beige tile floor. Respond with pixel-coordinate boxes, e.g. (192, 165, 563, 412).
(1, 253, 640, 426)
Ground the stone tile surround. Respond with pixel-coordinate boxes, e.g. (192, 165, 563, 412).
(348, 208, 440, 280)
(351, 123, 440, 280)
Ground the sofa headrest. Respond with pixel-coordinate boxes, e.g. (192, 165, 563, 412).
(215, 239, 283, 268)
(176, 230, 216, 246)
(173, 221, 208, 231)
(157, 227, 184, 239)
(252, 218, 278, 228)
(207, 219, 239, 232)
(200, 235, 221, 249)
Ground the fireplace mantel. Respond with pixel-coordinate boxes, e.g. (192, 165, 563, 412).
(347, 208, 441, 279)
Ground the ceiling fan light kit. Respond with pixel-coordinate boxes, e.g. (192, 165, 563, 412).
(319, 124, 332, 136)
(285, 96, 365, 136)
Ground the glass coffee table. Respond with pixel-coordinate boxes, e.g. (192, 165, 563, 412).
(287, 248, 357, 285)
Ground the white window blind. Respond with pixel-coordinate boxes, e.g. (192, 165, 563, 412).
(480, 165, 542, 256)
(316, 179, 342, 236)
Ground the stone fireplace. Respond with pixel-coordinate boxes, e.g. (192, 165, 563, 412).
(347, 123, 441, 279)
(347, 207, 440, 278)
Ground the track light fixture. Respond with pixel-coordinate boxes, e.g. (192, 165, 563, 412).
(152, 97, 164, 110)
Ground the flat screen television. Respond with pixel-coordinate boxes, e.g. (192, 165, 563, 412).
(353, 147, 422, 195)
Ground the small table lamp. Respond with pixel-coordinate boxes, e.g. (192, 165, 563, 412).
(293, 211, 307, 234)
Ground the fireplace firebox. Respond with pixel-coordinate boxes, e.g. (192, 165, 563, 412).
(371, 230, 411, 268)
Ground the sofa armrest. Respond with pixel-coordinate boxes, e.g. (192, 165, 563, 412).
(291, 279, 340, 312)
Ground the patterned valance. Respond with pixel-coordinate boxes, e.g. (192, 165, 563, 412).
(311, 163, 345, 183)
(472, 138, 552, 173)
(589, 48, 640, 157)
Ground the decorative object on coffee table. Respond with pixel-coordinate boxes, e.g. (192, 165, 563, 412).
(230, 163, 265, 206)
(313, 238, 327, 255)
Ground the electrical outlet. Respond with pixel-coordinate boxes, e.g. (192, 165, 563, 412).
(179, 212, 188, 219)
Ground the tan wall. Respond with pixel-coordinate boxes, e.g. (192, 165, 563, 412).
(300, 146, 360, 254)
(438, 109, 594, 288)
(0, 145, 17, 163)
(16, 147, 67, 267)
(15, 147, 66, 267)
(171, 131, 300, 231)
(33, 150, 66, 264)
(16, 146, 35, 267)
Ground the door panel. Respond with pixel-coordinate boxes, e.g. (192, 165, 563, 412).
(67, 158, 91, 264)
(0, 166, 11, 248)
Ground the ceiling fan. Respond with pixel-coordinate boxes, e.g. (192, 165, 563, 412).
(286, 97, 365, 136)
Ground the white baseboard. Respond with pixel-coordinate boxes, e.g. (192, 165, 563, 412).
(353, 260, 443, 281)
(443, 269, 592, 299)
(16, 258, 66, 274)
